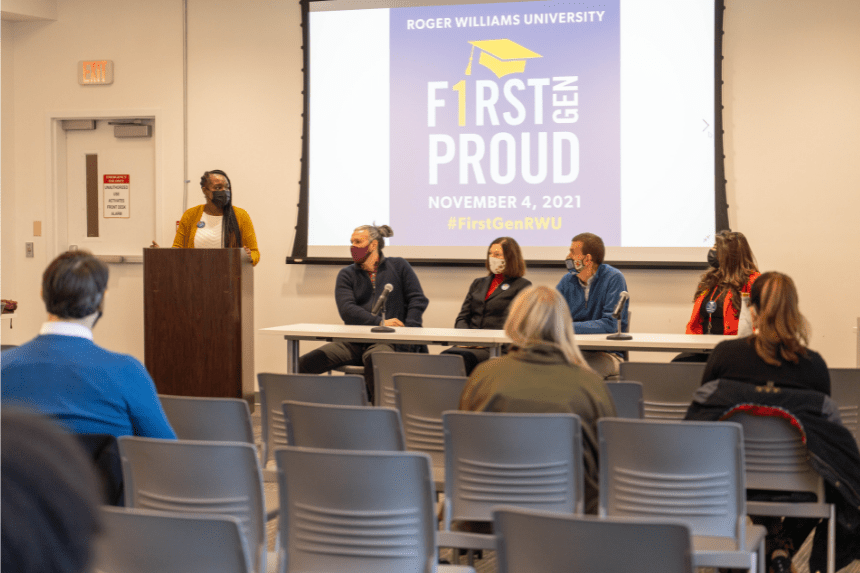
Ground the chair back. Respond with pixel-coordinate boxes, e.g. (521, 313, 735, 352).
(257, 373, 366, 463)
(830, 368, 860, 445)
(275, 447, 437, 573)
(394, 373, 467, 488)
(159, 395, 254, 444)
(373, 352, 465, 408)
(605, 381, 644, 419)
(727, 412, 824, 498)
(598, 418, 746, 544)
(118, 437, 266, 573)
(493, 507, 694, 573)
(443, 411, 584, 525)
(282, 400, 405, 451)
(94, 507, 253, 573)
(619, 362, 705, 419)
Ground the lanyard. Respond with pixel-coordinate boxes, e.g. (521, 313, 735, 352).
(705, 286, 720, 334)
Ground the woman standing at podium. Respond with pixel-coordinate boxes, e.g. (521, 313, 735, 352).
(152, 170, 260, 266)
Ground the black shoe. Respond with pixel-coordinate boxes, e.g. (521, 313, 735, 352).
(770, 554, 796, 573)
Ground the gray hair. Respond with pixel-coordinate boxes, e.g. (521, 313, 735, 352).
(504, 285, 591, 370)
(353, 224, 393, 250)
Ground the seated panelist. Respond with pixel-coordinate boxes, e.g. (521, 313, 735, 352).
(298, 224, 429, 402)
(556, 232, 629, 379)
(151, 169, 260, 266)
(442, 237, 531, 375)
(686, 230, 759, 335)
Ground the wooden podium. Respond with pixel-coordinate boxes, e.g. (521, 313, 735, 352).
(143, 248, 254, 407)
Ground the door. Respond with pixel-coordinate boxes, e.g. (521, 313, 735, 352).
(57, 118, 157, 361)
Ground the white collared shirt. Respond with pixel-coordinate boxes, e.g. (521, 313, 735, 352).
(40, 321, 93, 341)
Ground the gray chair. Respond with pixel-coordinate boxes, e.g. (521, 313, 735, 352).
(493, 507, 694, 573)
(619, 362, 706, 419)
(274, 446, 474, 573)
(94, 507, 253, 573)
(605, 380, 644, 418)
(830, 367, 860, 445)
(728, 412, 836, 573)
(256, 373, 366, 467)
(158, 394, 254, 444)
(118, 437, 273, 573)
(372, 352, 465, 408)
(598, 418, 766, 572)
(439, 411, 584, 564)
(281, 400, 405, 451)
(393, 373, 468, 491)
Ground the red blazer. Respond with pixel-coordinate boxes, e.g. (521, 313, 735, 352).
(685, 272, 760, 335)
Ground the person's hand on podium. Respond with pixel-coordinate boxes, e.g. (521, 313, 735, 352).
(384, 318, 404, 327)
(150, 241, 160, 248)
(243, 245, 252, 260)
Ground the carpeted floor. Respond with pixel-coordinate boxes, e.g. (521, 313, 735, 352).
(251, 405, 858, 573)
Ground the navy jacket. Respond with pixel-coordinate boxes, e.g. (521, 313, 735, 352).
(335, 255, 428, 327)
(455, 275, 532, 330)
(556, 263, 628, 334)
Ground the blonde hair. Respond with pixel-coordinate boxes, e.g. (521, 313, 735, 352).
(504, 286, 591, 370)
(749, 271, 809, 366)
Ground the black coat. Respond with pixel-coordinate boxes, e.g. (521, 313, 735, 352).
(455, 275, 531, 330)
(686, 379, 860, 570)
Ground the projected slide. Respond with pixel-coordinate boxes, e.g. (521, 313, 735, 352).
(390, 4, 619, 247)
(305, 0, 720, 262)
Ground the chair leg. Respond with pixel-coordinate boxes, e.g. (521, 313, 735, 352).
(827, 505, 836, 573)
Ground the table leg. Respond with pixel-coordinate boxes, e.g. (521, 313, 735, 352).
(286, 338, 299, 373)
(489, 345, 501, 358)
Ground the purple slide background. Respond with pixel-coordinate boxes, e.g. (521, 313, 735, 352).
(389, 1, 620, 248)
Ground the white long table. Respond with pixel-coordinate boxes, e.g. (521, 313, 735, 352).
(261, 323, 734, 373)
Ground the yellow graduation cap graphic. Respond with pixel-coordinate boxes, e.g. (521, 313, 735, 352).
(465, 39, 542, 78)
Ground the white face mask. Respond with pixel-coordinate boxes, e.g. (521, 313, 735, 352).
(488, 257, 505, 275)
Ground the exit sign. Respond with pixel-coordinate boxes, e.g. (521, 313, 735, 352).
(79, 60, 114, 85)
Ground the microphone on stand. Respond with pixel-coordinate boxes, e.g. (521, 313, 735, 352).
(607, 291, 632, 340)
(371, 284, 394, 316)
(371, 283, 396, 333)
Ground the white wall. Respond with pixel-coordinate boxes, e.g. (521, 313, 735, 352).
(2, 0, 858, 368)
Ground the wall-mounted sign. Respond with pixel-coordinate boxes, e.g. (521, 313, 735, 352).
(104, 175, 130, 218)
(79, 60, 114, 85)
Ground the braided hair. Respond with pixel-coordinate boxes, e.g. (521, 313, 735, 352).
(201, 170, 243, 249)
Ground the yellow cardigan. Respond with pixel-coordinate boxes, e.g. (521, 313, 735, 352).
(171, 204, 260, 266)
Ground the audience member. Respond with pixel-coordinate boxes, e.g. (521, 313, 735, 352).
(1, 250, 176, 439)
(556, 232, 628, 378)
(460, 285, 617, 514)
(687, 271, 860, 573)
(298, 224, 429, 402)
(442, 236, 531, 374)
(2, 408, 102, 573)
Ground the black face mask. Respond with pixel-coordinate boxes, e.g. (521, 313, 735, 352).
(211, 190, 231, 208)
(707, 248, 719, 269)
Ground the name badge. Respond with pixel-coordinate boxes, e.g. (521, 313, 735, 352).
(705, 301, 717, 314)
(501, 284, 509, 291)
(197, 221, 205, 228)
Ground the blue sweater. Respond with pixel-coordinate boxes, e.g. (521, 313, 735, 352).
(336, 255, 429, 327)
(556, 264, 629, 334)
(2, 335, 176, 439)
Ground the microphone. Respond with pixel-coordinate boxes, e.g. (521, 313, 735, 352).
(371, 283, 394, 316)
(607, 290, 632, 341)
(611, 291, 629, 320)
